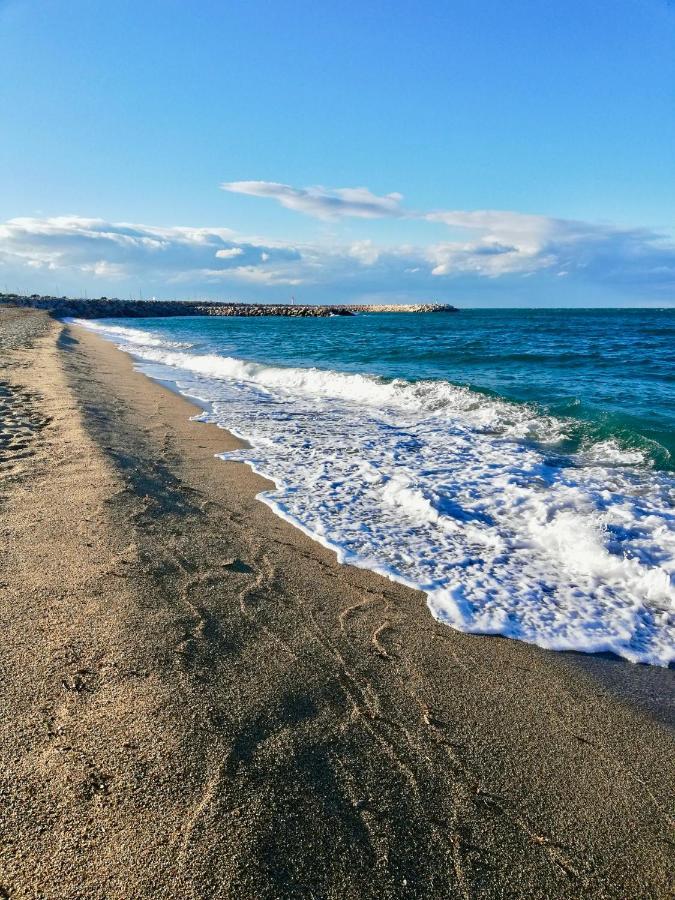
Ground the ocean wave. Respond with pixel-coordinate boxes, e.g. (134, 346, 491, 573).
(74, 322, 572, 443)
(69, 318, 192, 349)
(73, 318, 675, 666)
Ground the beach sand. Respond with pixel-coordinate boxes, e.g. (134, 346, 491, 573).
(0, 307, 673, 899)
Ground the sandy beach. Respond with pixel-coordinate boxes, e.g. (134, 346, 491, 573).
(0, 306, 673, 899)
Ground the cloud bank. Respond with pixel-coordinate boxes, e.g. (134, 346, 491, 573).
(0, 216, 304, 287)
(1, 185, 674, 305)
(217, 181, 675, 294)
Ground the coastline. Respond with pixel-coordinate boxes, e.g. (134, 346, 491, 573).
(1, 307, 673, 898)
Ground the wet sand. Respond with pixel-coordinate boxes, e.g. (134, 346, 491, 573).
(0, 307, 673, 899)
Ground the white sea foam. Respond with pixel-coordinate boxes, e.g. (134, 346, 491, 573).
(580, 439, 651, 468)
(68, 319, 190, 349)
(74, 318, 675, 667)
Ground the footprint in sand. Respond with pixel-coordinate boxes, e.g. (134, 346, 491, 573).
(222, 558, 254, 574)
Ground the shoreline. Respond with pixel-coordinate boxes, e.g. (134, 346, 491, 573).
(79, 339, 675, 713)
(78, 315, 675, 670)
(1, 307, 673, 898)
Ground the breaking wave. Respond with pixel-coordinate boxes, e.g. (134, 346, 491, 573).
(73, 317, 675, 666)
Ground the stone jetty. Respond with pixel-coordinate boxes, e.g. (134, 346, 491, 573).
(0, 293, 458, 319)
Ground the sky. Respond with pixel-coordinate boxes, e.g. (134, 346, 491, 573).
(1, 0, 674, 307)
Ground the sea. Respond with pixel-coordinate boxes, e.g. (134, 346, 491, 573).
(73, 308, 675, 667)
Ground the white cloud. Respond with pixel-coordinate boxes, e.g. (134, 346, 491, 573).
(0, 216, 300, 281)
(80, 260, 129, 278)
(426, 209, 554, 245)
(225, 266, 304, 286)
(221, 181, 404, 219)
(423, 209, 675, 284)
(0, 205, 673, 303)
(215, 180, 675, 293)
(427, 238, 555, 278)
(348, 240, 381, 265)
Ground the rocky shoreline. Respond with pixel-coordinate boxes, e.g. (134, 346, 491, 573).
(0, 293, 458, 319)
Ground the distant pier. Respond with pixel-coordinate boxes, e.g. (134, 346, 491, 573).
(0, 293, 459, 319)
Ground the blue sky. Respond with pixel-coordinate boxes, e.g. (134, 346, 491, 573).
(1, 0, 674, 306)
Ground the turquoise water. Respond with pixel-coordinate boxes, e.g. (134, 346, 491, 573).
(77, 309, 675, 666)
(107, 308, 675, 469)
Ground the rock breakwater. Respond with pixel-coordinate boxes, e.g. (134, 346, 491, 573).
(0, 293, 458, 319)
